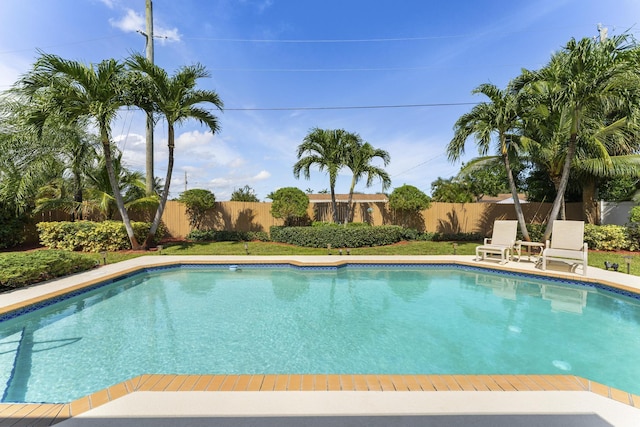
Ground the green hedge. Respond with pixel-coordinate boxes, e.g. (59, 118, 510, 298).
(0, 250, 97, 289)
(37, 220, 164, 251)
(584, 224, 634, 251)
(186, 229, 270, 242)
(270, 225, 408, 248)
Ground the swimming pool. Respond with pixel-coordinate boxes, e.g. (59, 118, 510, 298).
(1, 263, 639, 403)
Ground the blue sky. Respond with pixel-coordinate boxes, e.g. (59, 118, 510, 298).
(1, 0, 639, 200)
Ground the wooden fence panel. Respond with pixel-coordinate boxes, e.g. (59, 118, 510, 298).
(29, 200, 586, 240)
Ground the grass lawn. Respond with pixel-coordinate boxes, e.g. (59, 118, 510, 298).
(79, 240, 640, 276)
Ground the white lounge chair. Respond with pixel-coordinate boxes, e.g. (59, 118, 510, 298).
(475, 220, 518, 264)
(541, 220, 588, 276)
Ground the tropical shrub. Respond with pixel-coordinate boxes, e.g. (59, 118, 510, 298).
(629, 206, 640, 223)
(178, 189, 216, 230)
(186, 229, 270, 242)
(37, 221, 164, 251)
(268, 187, 310, 226)
(389, 185, 431, 229)
(584, 224, 631, 251)
(0, 250, 96, 289)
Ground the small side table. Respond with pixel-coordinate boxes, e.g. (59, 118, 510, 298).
(515, 241, 545, 262)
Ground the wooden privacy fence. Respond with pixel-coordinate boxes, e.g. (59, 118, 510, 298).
(157, 200, 584, 239)
(28, 200, 584, 241)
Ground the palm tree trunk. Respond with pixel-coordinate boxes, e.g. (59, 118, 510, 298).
(346, 176, 357, 225)
(503, 153, 530, 241)
(73, 169, 83, 221)
(144, 125, 174, 248)
(329, 177, 338, 223)
(582, 179, 598, 224)
(101, 128, 141, 250)
(543, 133, 578, 241)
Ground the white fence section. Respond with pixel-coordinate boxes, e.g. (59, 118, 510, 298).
(599, 201, 635, 225)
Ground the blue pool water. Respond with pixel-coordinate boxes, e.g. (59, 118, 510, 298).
(1, 264, 639, 403)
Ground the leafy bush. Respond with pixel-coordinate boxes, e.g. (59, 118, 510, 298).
(268, 187, 310, 226)
(178, 189, 216, 230)
(518, 223, 545, 243)
(389, 184, 431, 212)
(270, 225, 406, 248)
(431, 231, 483, 242)
(186, 229, 270, 242)
(37, 221, 163, 251)
(311, 221, 370, 228)
(0, 250, 96, 289)
(584, 224, 631, 251)
(626, 223, 640, 251)
(630, 206, 640, 223)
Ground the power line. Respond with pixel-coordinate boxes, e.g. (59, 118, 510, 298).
(185, 35, 467, 44)
(223, 102, 479, 111)
(208, 64, 535, 72)
(392, 153, 447, 178)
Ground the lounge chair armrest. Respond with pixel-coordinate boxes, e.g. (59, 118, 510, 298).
(484, 238, 491, 245)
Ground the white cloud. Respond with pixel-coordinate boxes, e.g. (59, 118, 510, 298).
(99, 0, 116, 9)
(253, 170, 271, 181)
(109, 9, 143, 33)
(108, 8, 181, 42)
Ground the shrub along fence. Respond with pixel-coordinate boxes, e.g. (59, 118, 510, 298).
(28, 200, 584, 242)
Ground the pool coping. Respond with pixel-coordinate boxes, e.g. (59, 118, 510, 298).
(1, 255, 640, 425)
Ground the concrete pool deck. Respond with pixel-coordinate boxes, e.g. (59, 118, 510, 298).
(1, 255, 640, 426)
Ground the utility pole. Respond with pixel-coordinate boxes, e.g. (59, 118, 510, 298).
(597, 23, 608, 42)
(184, 171, 188, 192)
(143, 0, 155, 195)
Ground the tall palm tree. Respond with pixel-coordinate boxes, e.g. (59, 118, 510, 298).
(294, 128, 355, 223)
(448, 83, 531, 241)
(344, 139, 391, 223)
(522, 103, 640, 222)
(16, 52, 142, 249)
(515, 34, 639, 241)
(84, 150, 146, 220)
(126, 54, 223, 248)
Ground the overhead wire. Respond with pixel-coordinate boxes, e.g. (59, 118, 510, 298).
(222, 102, 480, 111)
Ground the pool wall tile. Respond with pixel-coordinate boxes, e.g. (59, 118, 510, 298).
(234, 375, 252, 391)
(205, 375, 226, 391)
(364, 375, 381, 391)
(352, 375, 368, 391)
(246, 375, 264, 392)
(287, 374, 302, 391)
(192, 375, 213, 391)
(260, 375, 276, 391)
(220, 375, 239, 391)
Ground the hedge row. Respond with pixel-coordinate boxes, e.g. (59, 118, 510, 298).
(270, 225, 409, 248)
(186, 229, 270, 242)
(37, 220, 164, 252)
(0, 250, 97, 289)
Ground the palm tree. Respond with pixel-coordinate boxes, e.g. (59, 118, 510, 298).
(294, 128, 355, 223)
(522, 103, 640, 222)
(84, 150, 147, 220)
(448, 83, 531, 241)
(16, 52, 142, 249)
(344, 139, 391, 223)
(126, 53, 223, 248)
(514, 34, 639, 241)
